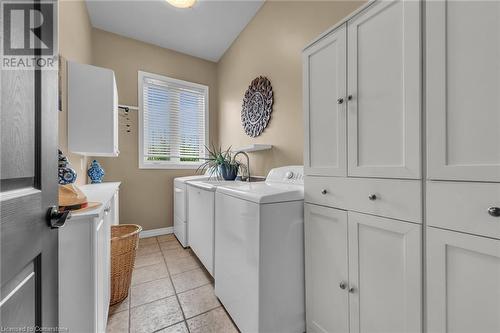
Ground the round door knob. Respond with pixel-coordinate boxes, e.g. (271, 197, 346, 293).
(488, 207, 500, 217)
(321, 189, 328, 195)
(368, 194, 377, 201)
(337, 97, 344, 104)
(339, 281, 346, 290)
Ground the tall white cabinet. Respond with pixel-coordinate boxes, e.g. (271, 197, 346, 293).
(304, 1, 500, 333)
(304, 2, 422, 332)
(425, 1, 500, 333)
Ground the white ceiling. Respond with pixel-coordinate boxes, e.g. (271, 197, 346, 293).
(85, 0, 264, 62)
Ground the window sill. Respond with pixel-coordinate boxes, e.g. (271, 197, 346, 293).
(139, 162, 203, 170)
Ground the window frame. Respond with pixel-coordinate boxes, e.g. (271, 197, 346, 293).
(138, 70, 209, 169)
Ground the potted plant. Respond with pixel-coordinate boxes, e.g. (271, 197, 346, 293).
(197, 145, 241, 181)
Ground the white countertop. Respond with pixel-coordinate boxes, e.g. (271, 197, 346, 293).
(70, 182, 121, 219)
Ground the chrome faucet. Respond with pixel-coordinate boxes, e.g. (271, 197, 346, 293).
(233, 151, 251, 182)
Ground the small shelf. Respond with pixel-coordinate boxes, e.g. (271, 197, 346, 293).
(233, 144, 272, 153)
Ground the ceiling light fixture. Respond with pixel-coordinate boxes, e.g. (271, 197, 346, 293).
(166, 0, 196, 9)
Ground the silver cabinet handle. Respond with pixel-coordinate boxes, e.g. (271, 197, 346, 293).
(488, 207, 500, 217)
(321, 189, 328, 195)
(337, 97, 344, 104)
(368, 194, 377, 201)
(339, 281, 346, 290)
(348, 286, 355, 293)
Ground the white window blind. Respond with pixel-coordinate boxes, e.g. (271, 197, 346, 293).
(139, 71, 208, 169)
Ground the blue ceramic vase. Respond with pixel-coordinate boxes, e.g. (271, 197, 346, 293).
(87, 160, 105, 184)
(58, 149, 77, 185)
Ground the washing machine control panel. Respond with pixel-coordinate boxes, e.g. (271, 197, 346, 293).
(266, 166, 304, 184)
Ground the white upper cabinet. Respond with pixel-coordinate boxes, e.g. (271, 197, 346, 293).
(68, 61, 119, 157)
(427, 1, 500, 181)
(347, 0, 421, 179)
(304, 24, 347, 177)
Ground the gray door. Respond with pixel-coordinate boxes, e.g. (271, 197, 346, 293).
(0, 0, 61, 329)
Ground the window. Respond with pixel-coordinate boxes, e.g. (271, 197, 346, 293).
(138, 71, 208, 169)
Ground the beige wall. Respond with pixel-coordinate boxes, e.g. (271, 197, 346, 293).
(59, 0, 93, 185)
(91, 29, 218, 230)
(58, 1, 365, 231)
(217, 1, 365, 176)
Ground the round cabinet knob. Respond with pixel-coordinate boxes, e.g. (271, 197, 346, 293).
(321, 189, 328, 195)
(348, 286, 355, 293)
(337, 97, 344, 104)
(339, 281, 346, 290)
(348, 95, 353, 101)
(285, 171, 294, 179)
(368, 194, 377, 201)
(488, 207, 500, 217)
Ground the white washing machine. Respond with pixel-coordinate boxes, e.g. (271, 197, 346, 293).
(214, 166, 305, 333)
(173, 173, 212, 247)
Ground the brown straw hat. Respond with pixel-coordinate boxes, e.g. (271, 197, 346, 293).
(59, 184, 101, 212)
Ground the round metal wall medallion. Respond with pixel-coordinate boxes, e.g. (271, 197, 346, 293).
(241, 76, 274, 137)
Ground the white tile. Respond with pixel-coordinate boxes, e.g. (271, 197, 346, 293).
(130, 296, 183, 333)
(131, 277, 175, 308)
(107, 309, 129, 333)
(131, 262, 168, 285)
(187, 307, 238, 333)
(157, 321, 189, 333)
(178, 285, 220, 318)
(171, 268, 211, 293)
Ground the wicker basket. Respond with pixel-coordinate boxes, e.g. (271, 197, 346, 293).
(110, 224, 142, 306)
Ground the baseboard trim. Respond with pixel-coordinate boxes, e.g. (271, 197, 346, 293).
(140, 227, 173, 238)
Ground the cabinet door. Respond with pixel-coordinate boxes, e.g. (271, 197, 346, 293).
(103, 204, 112, 318)
(347, 0, 421, 179)
(95, 218, 106, 333)
(426, 1, 500, 181)
(305, 204, 349, 333)
(303, 24, 347, 177)
(112, 191, 119, 226)
(427, 227, 500, 333)
(348, 212, 421, 333)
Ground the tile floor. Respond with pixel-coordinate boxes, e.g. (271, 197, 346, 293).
(107, 234, 239, 333)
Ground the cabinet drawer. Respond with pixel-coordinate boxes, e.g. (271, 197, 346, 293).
(305, 176, 422, 223)
(427, 182, 500, 239)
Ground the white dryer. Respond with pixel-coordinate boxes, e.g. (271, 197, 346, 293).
(214, 166, 305, 333)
